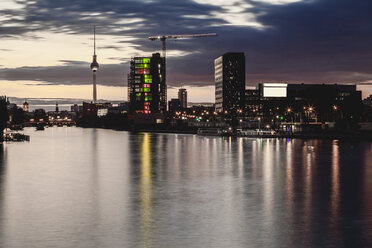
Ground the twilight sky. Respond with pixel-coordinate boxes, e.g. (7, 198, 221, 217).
(0, 0, 371, 102)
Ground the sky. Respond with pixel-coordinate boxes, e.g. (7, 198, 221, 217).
(0, 0, 371, 102)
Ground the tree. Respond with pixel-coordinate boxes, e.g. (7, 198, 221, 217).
(11, 107, 25, 125)
(0, 98, 9, 139)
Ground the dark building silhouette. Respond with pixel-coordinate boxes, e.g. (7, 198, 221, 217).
(168, 98, 181, 113)
(363, 95, 372, 107)
(82, 102, 98, 116)
(128, 53, 166, 114)
(245, 83, 362, 123)
(178, 88, 187, 109)
(215, 52, 245, 113)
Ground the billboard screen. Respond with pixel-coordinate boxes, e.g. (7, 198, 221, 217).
(263, 83, 287, 97)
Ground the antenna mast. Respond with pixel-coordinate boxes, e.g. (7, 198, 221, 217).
(94, 25, 96, 55)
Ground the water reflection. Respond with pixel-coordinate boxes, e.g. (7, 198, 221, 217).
(0, 145, 6, 246)
(139, 133, 153, 247)
(330, 140, 340, 220)
(0, 128, 371, 247)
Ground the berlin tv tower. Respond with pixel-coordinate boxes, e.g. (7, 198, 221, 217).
(90, 25, 99, 103)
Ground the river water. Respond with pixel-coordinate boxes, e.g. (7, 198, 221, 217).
(0, 127, 371, 248)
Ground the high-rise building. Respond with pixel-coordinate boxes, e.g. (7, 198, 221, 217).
(178, 88, 187, 109)
(214, 52, 245, 113)
(90, 26, 99, 103)
(128, 53, 166, 114)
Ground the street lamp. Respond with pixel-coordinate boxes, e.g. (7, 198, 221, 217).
(258, 117, 261, 130)
(332, 105, 343, 121)
(286, 107, 293, 122)
(307, 106, 317, 123)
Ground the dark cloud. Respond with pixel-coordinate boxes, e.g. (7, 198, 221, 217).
(0, 61, 128, 87)
(0, 0, 371, 91)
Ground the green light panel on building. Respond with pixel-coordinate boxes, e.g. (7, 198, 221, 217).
(135, 64, 150, 69)
(134, 58, 151, 64)
(144, 75, 152, 83)
(137, 88, 151, 92)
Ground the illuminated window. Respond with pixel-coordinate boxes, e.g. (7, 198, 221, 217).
(144, 75, 152, 83)
(136, 69, 150, 75)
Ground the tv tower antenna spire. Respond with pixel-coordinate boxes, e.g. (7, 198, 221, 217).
(90, 25, 99, 103)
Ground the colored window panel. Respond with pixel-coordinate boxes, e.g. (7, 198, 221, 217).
(144, 75, 152, 79)
(136, 69, 150, 74)
(136, 69, 144, 74)
(144, 78, 152, 83)
(143, 58, 150, 63)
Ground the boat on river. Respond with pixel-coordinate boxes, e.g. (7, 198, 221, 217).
(3, 131, 30, 142)
(197, 128, 223, 136)
(36, 124, 45, 131)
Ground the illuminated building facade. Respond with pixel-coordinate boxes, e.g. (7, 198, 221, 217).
(128, 53, 166, 114)
(215, 52, 245, 113)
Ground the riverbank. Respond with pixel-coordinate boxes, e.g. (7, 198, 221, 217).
(94, 125, 372, 140)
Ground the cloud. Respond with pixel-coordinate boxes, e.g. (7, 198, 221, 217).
(0, 61, 128, 87)
(0, 0, 371, 95)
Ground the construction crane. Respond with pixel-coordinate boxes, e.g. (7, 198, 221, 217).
(148, 33, 217, 58)
(148, 33, 216, 110)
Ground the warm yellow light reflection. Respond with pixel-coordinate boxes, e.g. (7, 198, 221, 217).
(330, 140, 340, 225)
(139, 133, 153, 247)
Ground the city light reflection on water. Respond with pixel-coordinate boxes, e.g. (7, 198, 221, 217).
(139, 133, 153, 248)
(0, 127, 371, 247)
